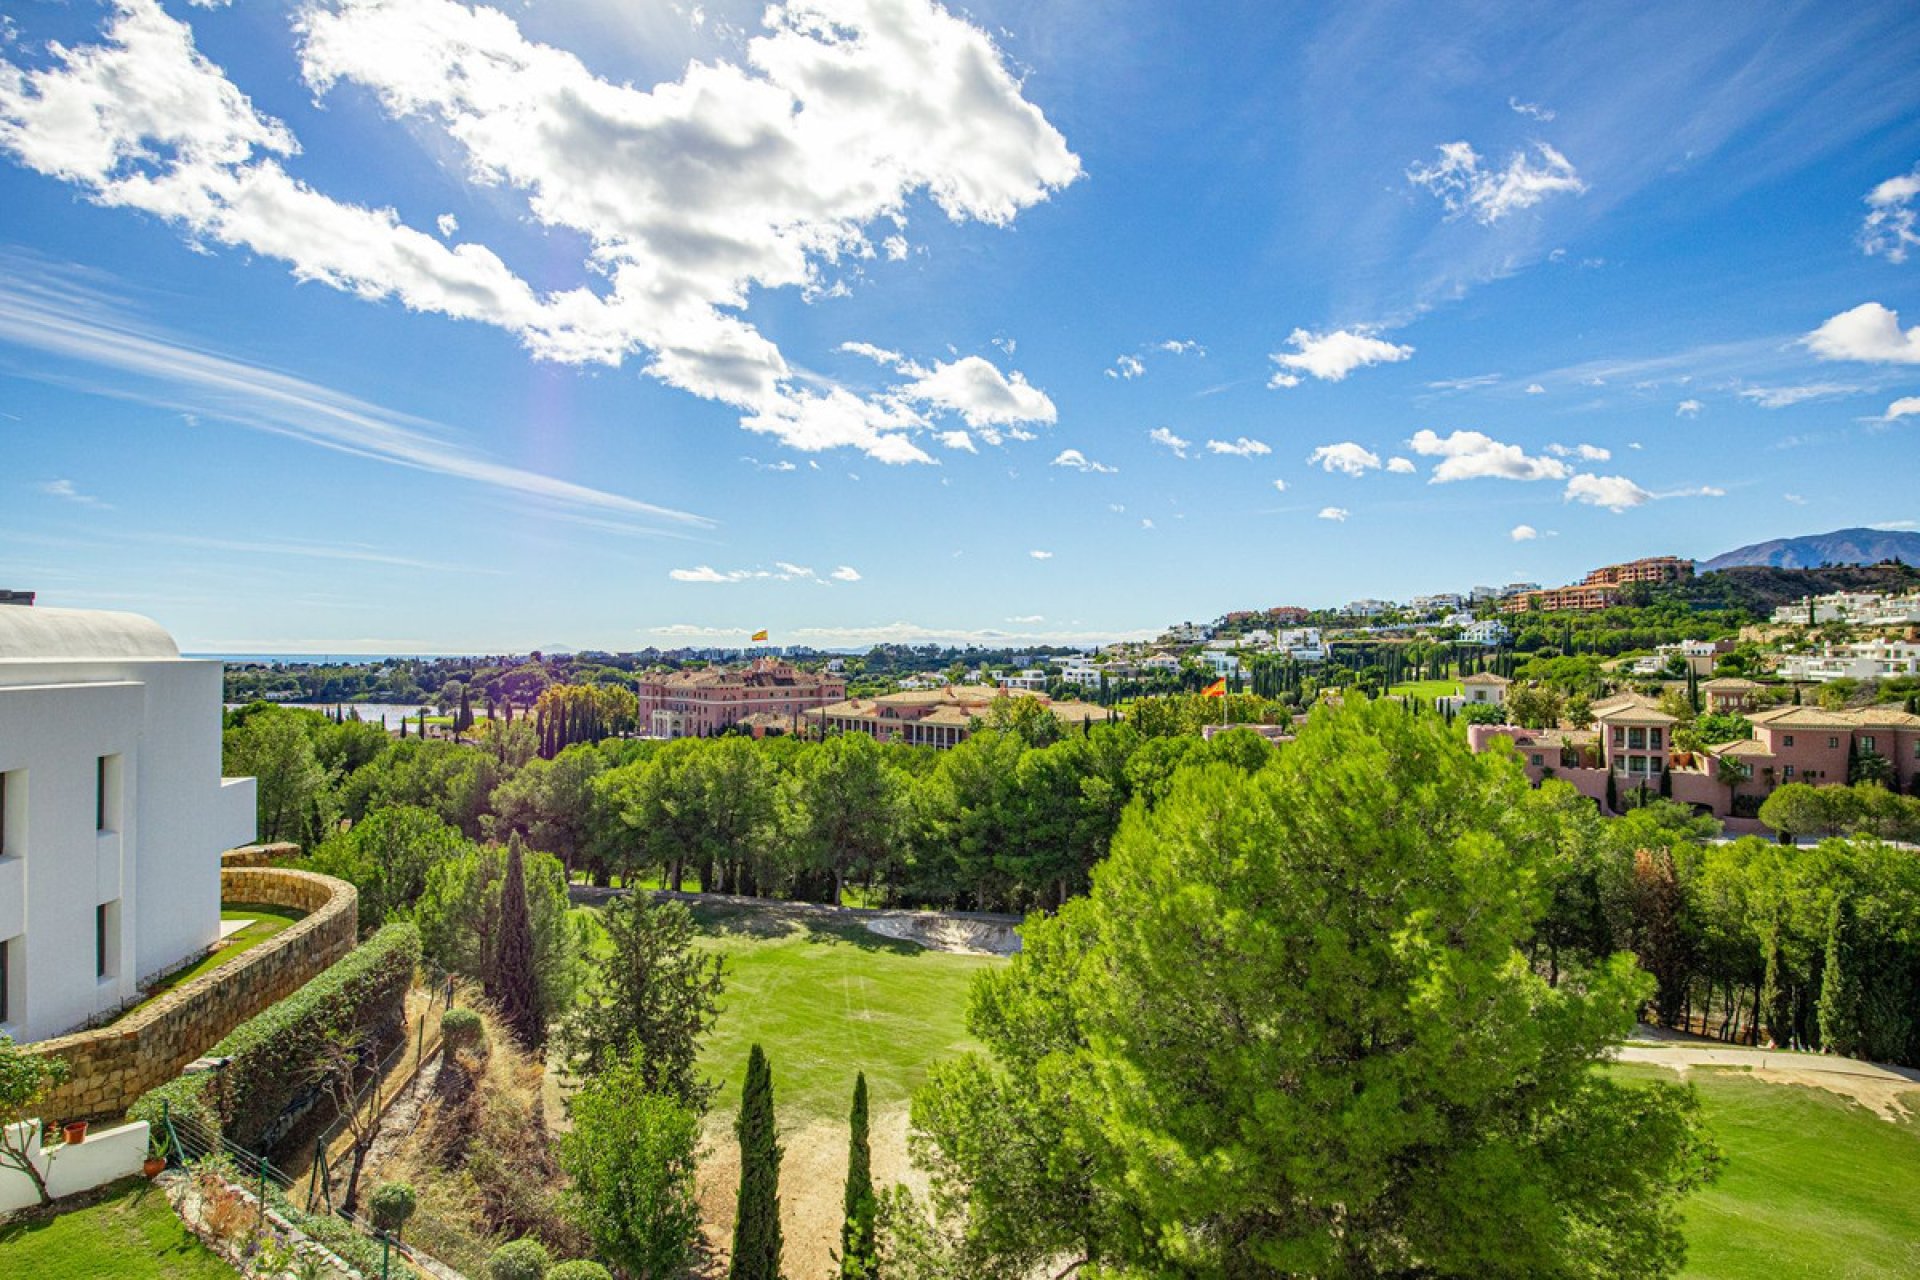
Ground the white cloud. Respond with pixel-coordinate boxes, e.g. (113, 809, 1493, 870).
(895, 356, 1056, 429)
(1563, 473, 1653, 512)
(651, 618, 1156, 647)
(937, 429, 976, 452)
(1106, 354, 1145, 380)
(1147, 426, 1190, 458)
(1206, 436, 1271, 457)
(1157, 339, 1204, 355)
(1545, 442, 1610, 461)
(669, 560, 852, 584)
(1271, 478, 1288, 493)
(742, 455, 798, 471)
(1870, 519, 1920, 531)
(1006, 614, 1044, 623)
(1676, 399, 1704, 418)
(1510, 524, 1539, 541)
(1408, 429, 1570, 483)
(1317, 506, 1350, 522)
(1140, 517, 1154, 529)
(1426, 373, 1501, 391)
(1051, 448, 1116, 474)
(1307, 442, 1383, 477)
(1784, 493, 1807, 505)
(1738, 384, 1860, 409)
(1804, 302, 1920, 364)
(1407, 140, 1585, 225)
(38, 478, 111, 508)
(1860, 166, 1920, 262)
(1879, 396, 1920, 423)
(1508, 97, 1556, 122)
(882, 234, 909, 261)
(1525, 383, 1545, 395)
(1386, 456, 1416, 473)
(1268, 327, 1412, 387)
(0, 0, 1078, 463)
(435, 212, 457, 238)
(1028, 549, 1053, 560)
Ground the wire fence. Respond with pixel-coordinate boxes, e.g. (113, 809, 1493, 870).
(158, 972, 466, 1279)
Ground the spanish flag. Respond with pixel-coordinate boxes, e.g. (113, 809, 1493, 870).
(751, 629, 769, 642)
(1202, 677, 1228, 697)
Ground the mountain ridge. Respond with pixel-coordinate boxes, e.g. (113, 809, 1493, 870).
(1700, 527, 1920, 572)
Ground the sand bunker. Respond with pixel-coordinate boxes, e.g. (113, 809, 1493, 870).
(863, 912, 1021, 956)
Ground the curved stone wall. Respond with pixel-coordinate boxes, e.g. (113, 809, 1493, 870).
(27, 865, 358, 1122)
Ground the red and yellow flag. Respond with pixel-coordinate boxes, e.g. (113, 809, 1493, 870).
(751, 629, 769, 642)
(1202, 677, 1228, 697)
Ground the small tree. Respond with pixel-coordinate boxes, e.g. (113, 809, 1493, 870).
(0, 1036, 71, 1207)
(1759, 924, 1794, 1049)
(838, 1073, 878, 1280)
(559, 1047, 702, 1280)
(729, 1045, 783, 1280)
(487, 1238, 552, 1280)
(313, 1034, 378, 1214)
(491, 834, 543, 1050)
(369, 1182, 418, 1244)
(441, 1007, 485, 1056)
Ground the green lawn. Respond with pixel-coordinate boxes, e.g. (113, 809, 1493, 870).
(573, 899, 1002, 1124)
(1612, 1065, 1920, 1279)
(130, 906, 303, 1014)
(1387, 678, 1459, 702)
(0, 1178, 234, 1278)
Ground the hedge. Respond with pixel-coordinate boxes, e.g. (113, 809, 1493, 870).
(132, 923, 420, 1150)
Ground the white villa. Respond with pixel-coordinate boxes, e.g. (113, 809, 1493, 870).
(0, 604, 256, 1043)
(1775, 638, 1920, 683)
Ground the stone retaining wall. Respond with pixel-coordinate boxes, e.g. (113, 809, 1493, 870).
(27, 865, 358, 1123)
(220, 842, 302, 868)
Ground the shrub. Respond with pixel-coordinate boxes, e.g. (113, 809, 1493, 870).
(369, 1181, 418, 1239)
(487, 1237, 552, 1280)
(546, 1263, 613, 1280)
(131, 923, 421, 1149)
(441, 1007, 485, 1055)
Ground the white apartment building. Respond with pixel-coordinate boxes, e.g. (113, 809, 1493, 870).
(1770, 591, 1920, 627)
(1460, 619, 1511, 646)
(1274, 628, 1327, 662)
(1343, 599, 1394, 618)
(998, 669, 1049, 691)
(0, 605, 256, 1043)
(1166, 622, 1211, 644)
(1203, 651, 1242, 676)
(1408, 593, 1464, 615)
(1775, 638, 1920, 683)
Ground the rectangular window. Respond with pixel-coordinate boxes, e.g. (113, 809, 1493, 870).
(1613, 727, 1625, 747)
(1829, 737, 1839, 750)
(1628, 728, 1646, 750)
(1649, 729, 1663, 749)
(0, 937, 9, 1024)
(96, 756, 107, 830)
(1784, 735, 1794, 747)
(96, 903, 109, 976)
(1784, 765, 1796, 778)
(1860, 736, 1876, 753)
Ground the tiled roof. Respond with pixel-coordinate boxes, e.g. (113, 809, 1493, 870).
(1461, 672, 1511, 685)
(1746, 706, 1858, 730)
(1591, 693, 1677, 725)
(1700, 676, 1762, 690)
(1712, 739, 1775, 758)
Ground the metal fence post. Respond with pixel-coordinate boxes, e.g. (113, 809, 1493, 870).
(382, 1233, 392, 1280)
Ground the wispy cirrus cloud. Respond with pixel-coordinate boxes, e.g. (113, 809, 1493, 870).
(1407, 140, 1585, 225)
(0, 268, 711, 529)
(668, 561, 856, 585)
(1859, 166, 1920, 262)
(1147, 426, 1191, 458)
(38, 478, 111, 508)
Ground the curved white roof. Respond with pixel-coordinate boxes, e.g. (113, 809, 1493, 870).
(0, 606, 181, 661)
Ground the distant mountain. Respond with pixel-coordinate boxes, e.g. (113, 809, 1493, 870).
(1701, 527, 1920, 572)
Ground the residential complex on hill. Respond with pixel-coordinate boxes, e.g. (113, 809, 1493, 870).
(0, 603, 256, 1042)
(806, 686, 1111, 748)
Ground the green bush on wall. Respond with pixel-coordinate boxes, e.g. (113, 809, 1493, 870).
(546, 1262, 613, 1280)
(440, 1006, 484, 1055)
(486, 1237, 552, 1280)
(131, 923, 420, 1150)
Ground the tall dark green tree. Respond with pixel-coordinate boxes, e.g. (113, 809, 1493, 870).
(1760, 923, 1793, 1049)
(730, 1044, 783, 1280)
(838, 1072, 877, 1280)
(491, 834, 543, 1049)
(1817, 896, 1865, 1058)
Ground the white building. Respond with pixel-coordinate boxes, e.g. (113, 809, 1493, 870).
(1408, 593, 1464, 616)
(0, 605, 256, 1043)
(1274, 627, 1327, 662)
(1776, 638, 1920, 683)
(1459, 619, 1511, 646)
(998, 669, 1049, 691)
(1343, 599, 1394, 618)
(1770, 591, 1920, 627)
(1203, 651, 1242, 676)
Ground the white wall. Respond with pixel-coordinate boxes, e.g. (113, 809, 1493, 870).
(0, 620, 255, 1043)
(0, 1119, 151, 1214)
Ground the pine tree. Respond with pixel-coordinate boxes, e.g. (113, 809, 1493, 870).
(1817, 897, 1865, 1058)
(491, 834, 544, 1049)
(837, 1073, 877, 1280)
(730, 1045, 783, 1280)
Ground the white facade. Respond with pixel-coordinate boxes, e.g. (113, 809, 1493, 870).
(1203, 651, 1242, 676)
(1770, 591, 1920, 626)
(1274, 628, 1327, 662)
(1460, 619, 1511, 646)
(0, 607, 256, 1043)
(998, 669, 1048, 691)
(1776, 639, 1920, 682)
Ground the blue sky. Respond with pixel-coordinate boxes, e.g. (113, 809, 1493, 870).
(2, 0, 1917, 653)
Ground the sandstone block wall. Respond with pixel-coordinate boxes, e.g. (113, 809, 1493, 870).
(27, 865, 358, 1122)
(219, 842, 302, 869)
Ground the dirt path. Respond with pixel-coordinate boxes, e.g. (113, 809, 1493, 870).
(694, 1104, 924, 1280)
(1615, 1042, 1920, 1121)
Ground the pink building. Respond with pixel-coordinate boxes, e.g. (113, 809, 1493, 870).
(1707, 705, 1920, 801)
(807, 686, 1111, 749)
(636, 659, 847, 738)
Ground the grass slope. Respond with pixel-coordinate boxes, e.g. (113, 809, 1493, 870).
(1386, 679, 1458, 703)
(1613, 1065, 1920, 1280)
(575, 899, 1000, 1125)
(0, 1178, 233, 1279)
(130, 906, 302, 1014)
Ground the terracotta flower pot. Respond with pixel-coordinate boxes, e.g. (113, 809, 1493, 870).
(62, 1120, 88, 1145)
(143, 1156, 167, 1178)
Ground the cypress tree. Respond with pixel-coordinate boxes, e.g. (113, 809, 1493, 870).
(491, 834, 544, 1049)
(730, 1044, 783, 1280)
(1605, 770, 1618, 814)
(1817, 897, 1865, 1058)
(1760, 924, 1792, 1048)
(838, 1073, 877, 1280)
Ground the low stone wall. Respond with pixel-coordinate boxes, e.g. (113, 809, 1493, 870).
(27, 867, 358, 1123)
(220, 842, 301, 869)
